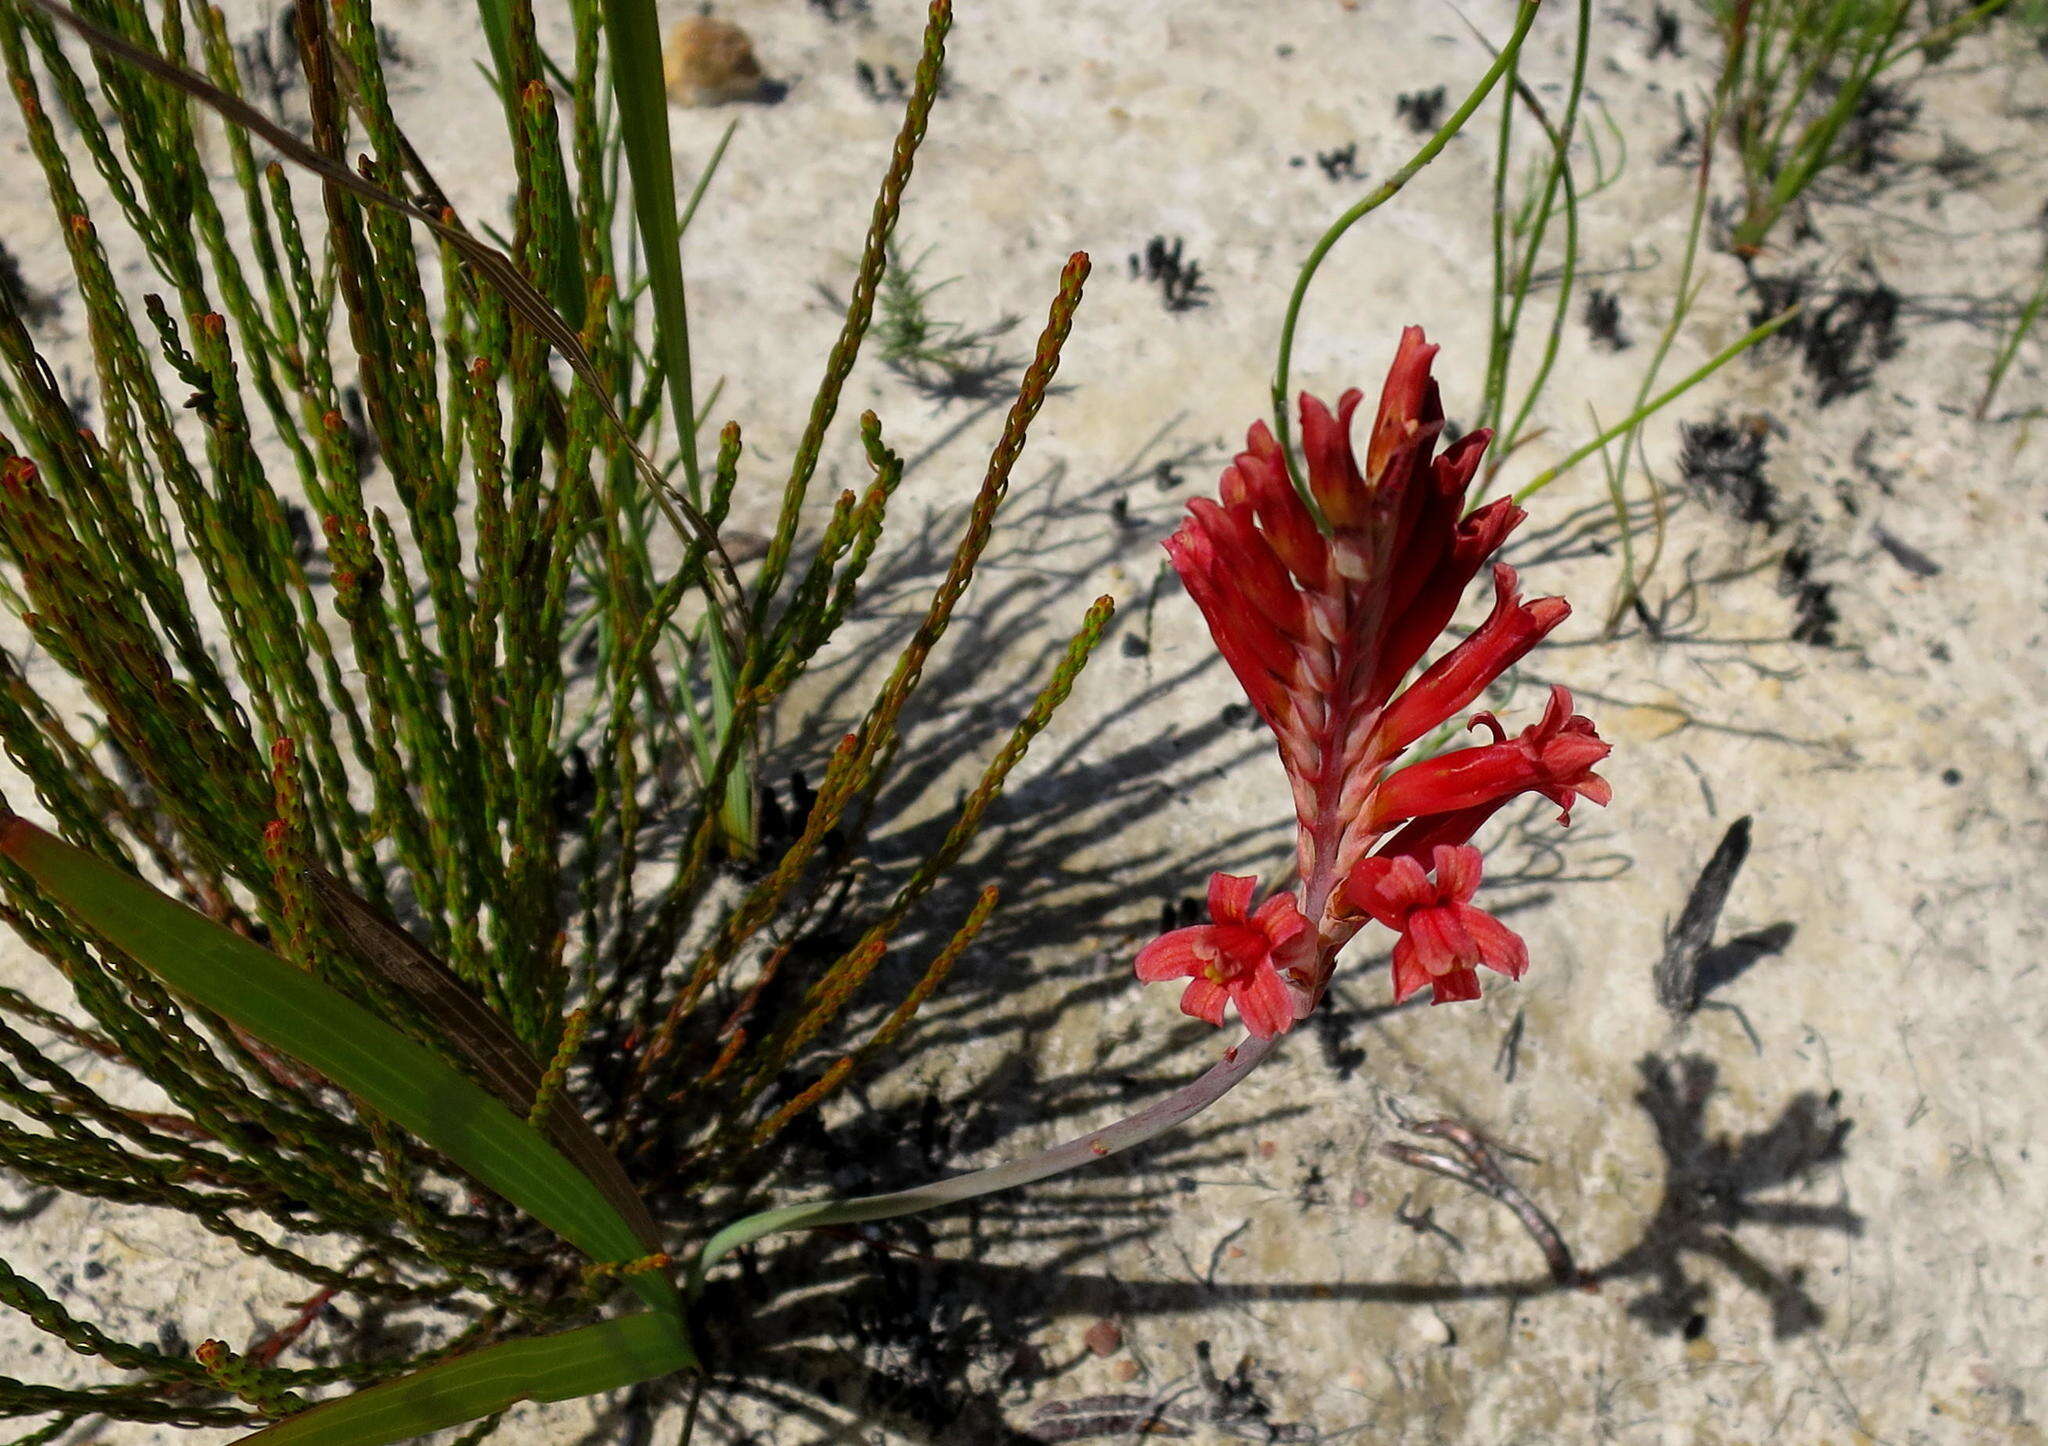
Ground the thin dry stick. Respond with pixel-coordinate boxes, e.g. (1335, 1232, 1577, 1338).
(1381, 1112, 1579, 1286)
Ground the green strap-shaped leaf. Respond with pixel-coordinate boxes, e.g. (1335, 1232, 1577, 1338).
(302, 867, 665, 1256)
(600, 0, 701, 497)
(0, 815, 684, 1323)
(238, 1312, 691, 1446)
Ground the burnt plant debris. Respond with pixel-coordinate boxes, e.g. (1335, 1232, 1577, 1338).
(1655, 817, 1795, 1018)
(1314, 142, 1361, 182)
(234, 5, 303, 119)
(233, 4, 402, 122)
(1873, 525, 1940, 578)
(1803, 278, 1902, 405)
(1778, 545, 1841, 646)
(1584, 287, 1630, 350)
(1129, 236, 1211, 313)
(1680, 412, 1781, 530)
(855, 58, 911, 103)
(1747, 265, 1904, 407)
(1677, 413, 1849, 645)
(1649, 4, 1683, 58)
(1656, 817, 1752, 1017)
(1659, 92, 1703, 168)
(1395, 85, 1447, 133)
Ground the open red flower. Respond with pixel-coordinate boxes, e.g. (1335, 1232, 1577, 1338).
(1344, 845, 1527, 1005)
(1134, 873, 1306, 1039)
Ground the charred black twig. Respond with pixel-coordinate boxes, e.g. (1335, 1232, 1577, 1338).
(854, 59, 910, 103)
(1648, 5, 1682, 58)
(1493, 1006, 1526, 1082)
(1679, 413, 1779, 530)
(1656, 816, 1750, 1016)
(0, 241, 60, 327)
(1778, 545, 1839, 646)
(1872, 525, 1939, 578)
(1584, 287, 1630, 350)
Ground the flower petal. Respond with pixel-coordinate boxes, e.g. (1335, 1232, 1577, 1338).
(1225, 422, 1327, 589)
(1231, 961, 1296, 1039)
(1453, 902, 1529, 980)
(1368, 740, 1540, 833)
(1252, 890, 1309, 947)
(1301, 388, 1368, 528)
(1407, 903, 1479, 976)
(1390, 937, 1431, 1004)
(1135, 927, 1207, 982)
(1206, 872, 1258, 926)
(1343, 853, 1435, 929)
(1178, 975, 1229, 1027)
(1371, 564, 1570, 757)
(1428, 967, 1483, 1005)
(1431, 844, 1483, 903)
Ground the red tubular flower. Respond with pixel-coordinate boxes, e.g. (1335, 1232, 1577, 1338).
(1343, 845, 1528, 1005)
(1134, 873, 1307, 1039)
(1368, 684, 1612, 836)
(1140, 327, 1611, 1027)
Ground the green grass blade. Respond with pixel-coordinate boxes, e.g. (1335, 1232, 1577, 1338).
(598, 0, 753, 851)
(600, 0, 701, 500)
(0, 814, 682, 1320)
(238, 1312, 692, 1446)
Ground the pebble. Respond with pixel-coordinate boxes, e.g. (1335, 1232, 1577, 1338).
(1083, 1318, 1123, 1356)
(663, 18, 769, 107)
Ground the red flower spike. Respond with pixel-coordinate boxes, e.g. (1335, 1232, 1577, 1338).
(1344, 845, 1528, 1005)
(1139, 327, 1611, 1027)
(1134, 873, 1306, 1039)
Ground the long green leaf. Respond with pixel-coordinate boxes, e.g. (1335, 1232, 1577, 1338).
(599, 0, 755, 851)
(239, 1312, 691, 1446)
(302, 868, 664, 1255)
(600, 0, 700, 499)
(0, 814, 683, 1322)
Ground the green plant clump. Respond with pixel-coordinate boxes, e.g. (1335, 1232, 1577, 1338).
(0, 0, 1104, 1435)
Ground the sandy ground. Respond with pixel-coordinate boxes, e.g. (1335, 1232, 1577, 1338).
(5, 0, 2048, 1442)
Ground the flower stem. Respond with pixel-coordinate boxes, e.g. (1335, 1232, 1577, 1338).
(687, 1032, 1277, 1294)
